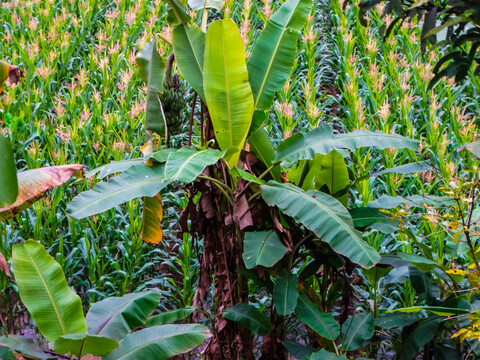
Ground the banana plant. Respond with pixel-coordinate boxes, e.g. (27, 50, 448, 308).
(6, 240, 210, 360)
(67, 0, 421, 357)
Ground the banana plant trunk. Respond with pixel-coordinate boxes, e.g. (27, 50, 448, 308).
(185, 161, 254, 360)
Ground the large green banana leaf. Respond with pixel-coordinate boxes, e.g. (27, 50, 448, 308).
(274, 124, 419, 164)
(67, 163, 168, 219)
(247, 0, 313, 110)
(295, 295, 339, 341)
(12, 241, 86, 342)
(203, 19, 254, 167)
(103, 324, 211, 360)
(260, 182, 380, 268)
(0, 133, 18, 207)
(172, 24, 206, 101)
(273, 269, 298, 316)
(54, 333, 119, 357)
(165, 147, 225, 183)
(86, 291, 161, 342)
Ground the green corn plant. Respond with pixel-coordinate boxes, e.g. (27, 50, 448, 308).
(66, 0, 425, 358)
(5, 240, 210, 360)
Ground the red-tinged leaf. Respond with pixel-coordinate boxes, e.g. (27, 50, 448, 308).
(0, 60, 23, 93)
(141, 194, 163, 244)
(0, 252, 11, 278)
(0, 165, 84, 221)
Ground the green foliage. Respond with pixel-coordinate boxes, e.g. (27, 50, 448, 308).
(242, 231, 289, 269)
(222, 303, 272, 336)
(12, 240, 87, 341)
(260, 182, 380, 268)
(103, 324, 211, 360)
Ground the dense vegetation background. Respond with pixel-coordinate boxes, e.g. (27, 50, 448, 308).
(1, 0, 480, 359)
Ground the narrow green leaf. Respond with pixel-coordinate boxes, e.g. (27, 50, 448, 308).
(242, 230, 288, 269)
(341, 313, 374, 351)
(203, 19, 254, 167)
(86, 158, 145, 179)
(146, 306, 196, 326)
(68, 164, 168, 219)
(367, 194, 455, 209)
(222, 303, 272, 336)
(12, 241, 86, 342)
(0, 133, 18, 207)
(86, 291, 161, 342)
(261, 182, 380, 268)
(104, 324, 211, 360)
(172, 24, 206, 101)
(273, 269, 298, 316)
(247, 127, 281, 181)
(234, 168, 266, 185)
(295, 295, 339, 340)
(54, 333, 119, 357)
(247, 0, 312, 109)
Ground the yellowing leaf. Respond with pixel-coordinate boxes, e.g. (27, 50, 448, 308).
(0, 165, 84, 222)
(141, 194, 163, 244)
(449, 219, 459, 230)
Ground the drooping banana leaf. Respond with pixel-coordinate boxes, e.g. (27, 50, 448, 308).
(12, 241, 87, 342)
(164, 0, 191, 25)
(261, 182, 380, 268)
(223, 303, 272, 336)
(203, 19, 254, 167)
(86, 291, 161, 342)
(164, 147, 225, 183)
(103, 324, 211, 360)
(67, 163, 168, 219)
(248, 127, 281, 181)
(136, 39, 167, 136)
(146, 306, 196, 326)
(247, 0, 313, 110)
(0, 133, 18, 207)
(273, 269, 298, 316)
(86, 158, 145, 179)
(54, 333, 119, 357)
(172, 24, 206, 101)
(274, 124, 419, 164)
(341, 313, 374, 351)
(295, 295, 339, 341)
